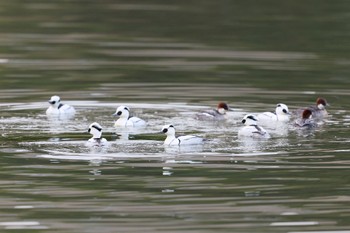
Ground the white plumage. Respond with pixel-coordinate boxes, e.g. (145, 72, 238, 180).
(46, 95, 76, 119)
(257, 103, 290, 122)
(113, 105, 146, 127)
(238, 114, 270, 139)
(162, 124, 204, 146)
(87, 122, 108, 146)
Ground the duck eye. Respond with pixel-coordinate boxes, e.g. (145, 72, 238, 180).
(283, 109, 287, 113)
(242, 119, 246, 124)
(51, 101, 56, 104)
(88, 128, 91, 133)
(162, 128, 168, 133)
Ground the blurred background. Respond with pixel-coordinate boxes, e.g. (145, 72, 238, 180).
(0, 0, 349, 98)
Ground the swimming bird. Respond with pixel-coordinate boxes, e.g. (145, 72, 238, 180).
(195, 102, 232, 121)
(294, 97, 329, 119)
(308, 97, 329, 118)
(46, 95, 76, 118)
(162, 124, 204, 146)
(87, 122, 108, 145)
(238, 114, 270, 139)
(294, 109, 316, 128)
(113, 105, 146, 127)
(257, 103, 291, 122)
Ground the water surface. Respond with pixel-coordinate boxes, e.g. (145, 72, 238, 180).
(0, 0, 350, 232)
(1, 85, 349, 233)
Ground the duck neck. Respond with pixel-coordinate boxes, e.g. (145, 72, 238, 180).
(92, 132, 102, 139)
(165, 134, 176, 144)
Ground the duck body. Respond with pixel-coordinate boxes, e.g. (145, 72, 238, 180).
(46, 95, 75, 119)
(308, 106, 328, 119)
(164, 135, 204, 146)
(195, 102, 231, 121)
(294, 109, 317, 128)
(113, 105, 146, 127)
(294, 119, 316, 128)
(114, 116, 146, 127)
(196, 109, 226, 121)
(238, 114, 270, 139)
(162, 125, 204, 146)
(238, 125, 270, 139)
(87, 137, 108, 146)
(257, 103, 290, 123)
(294, 97, 328, 120)
(87, 122, 108, 146)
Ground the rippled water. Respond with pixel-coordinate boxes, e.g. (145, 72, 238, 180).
(1, 84, 349, 233)
(1, 0, 350, 232)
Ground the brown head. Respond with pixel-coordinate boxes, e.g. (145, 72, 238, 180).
(217, 102, 230, 115)
(302, 109, 312, 119)
(217, 102, 229, 111)
(316, 98, 328, 110)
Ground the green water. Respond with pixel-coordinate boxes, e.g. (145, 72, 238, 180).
(1, 0, 350, 92)
(0, 1, 350, 232)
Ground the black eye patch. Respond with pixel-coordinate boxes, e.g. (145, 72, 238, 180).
(49, 101, 56, 104)
(91, 125, 102, 131)
(117, 111, 122, 116)
(162, 128, 168, 133)
(283, 109, 287, 113)
(242, 119, 246, 124)
(247, 115, 257, 121)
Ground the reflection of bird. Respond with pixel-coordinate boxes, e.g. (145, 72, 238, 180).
(238, 114, 270, 139)
(294, 109, 316, 128)
(257, 103, 290, 122)
(195, 102, 232, 121)
(113, 105, 146, 127)
(87, 122, 108, 146)
(162, 124, 204, 146)
(46, 95, 75, 118)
